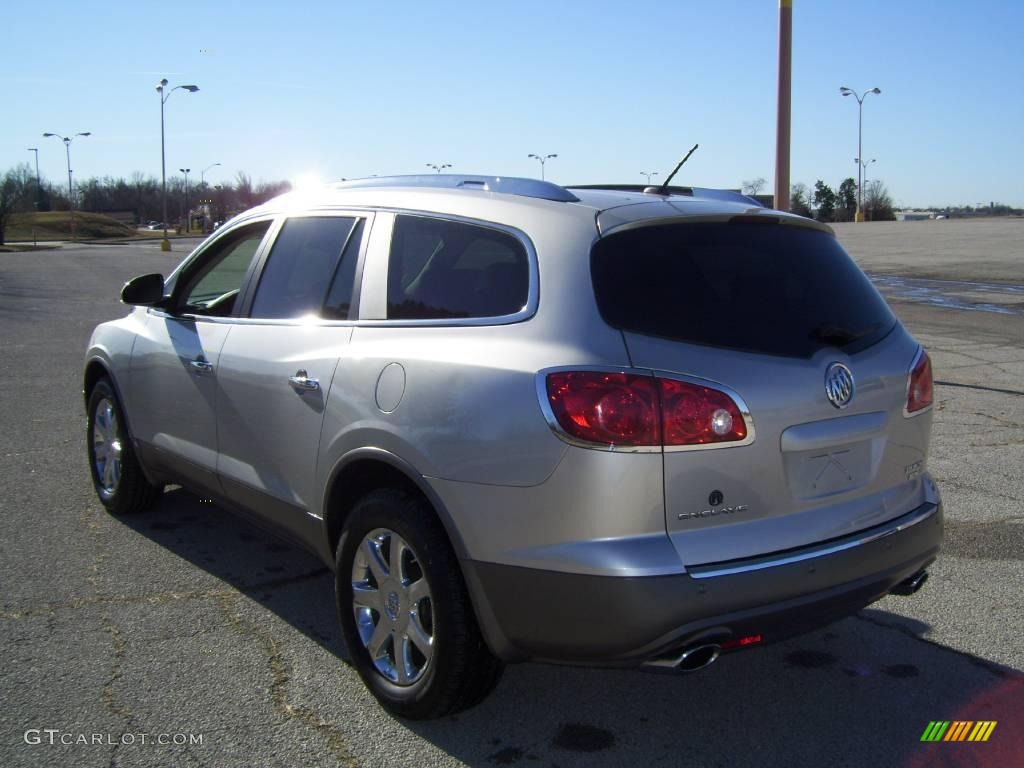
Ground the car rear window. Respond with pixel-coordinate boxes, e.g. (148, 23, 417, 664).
(591, 221, 896, 358)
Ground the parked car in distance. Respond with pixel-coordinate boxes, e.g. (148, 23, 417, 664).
(84, 175, 942, 719)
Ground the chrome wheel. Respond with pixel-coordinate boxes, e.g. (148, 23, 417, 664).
(92, 397, 122, 497)
(351, 528, 435, 685)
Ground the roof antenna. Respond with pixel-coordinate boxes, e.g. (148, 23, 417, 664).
(652, 144, 699, 195)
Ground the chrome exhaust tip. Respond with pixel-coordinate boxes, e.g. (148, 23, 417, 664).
(643, 643, 722, 673)
(891, 569, 929, 596)
(676, 643, 721, 672)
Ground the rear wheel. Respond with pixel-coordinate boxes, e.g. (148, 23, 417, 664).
(86, 378, 162, 515)
(335, 488, 503, 719)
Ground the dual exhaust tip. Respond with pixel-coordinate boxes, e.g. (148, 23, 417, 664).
(643, 569, 930, 673)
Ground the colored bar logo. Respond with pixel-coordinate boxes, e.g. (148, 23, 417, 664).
(921, 721, 997, 742)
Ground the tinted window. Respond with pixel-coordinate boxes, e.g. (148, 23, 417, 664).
(591, 222, 896, 358)
(387, 215, 529, 320)
(250, 217, 356, 319)
(323, 219, 364, 320)
(180, 222, 271, 316)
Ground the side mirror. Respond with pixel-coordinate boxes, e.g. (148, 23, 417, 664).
(121, 273, 166, 306)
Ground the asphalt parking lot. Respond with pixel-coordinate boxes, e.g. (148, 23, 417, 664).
(1, 220, 1022, 767)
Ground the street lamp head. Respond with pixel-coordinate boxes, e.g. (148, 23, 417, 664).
(160, 78, 169, 87)
(547, 154, 558, 159)
(77, 132, 91, 137)
(871, 87, 881, 94)
(527, 154, 538, 159)
(183, 85, 200, 92)
(27, 147, 37, 151)
(42, 132, 56, 137)
(839, 86, 852, 95)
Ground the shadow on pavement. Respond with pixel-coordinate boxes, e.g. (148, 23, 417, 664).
(122, 487, 1023, 767)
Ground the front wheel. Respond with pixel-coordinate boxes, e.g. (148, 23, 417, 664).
(86, 378, 162, 515)
(335, 489, 503, 719)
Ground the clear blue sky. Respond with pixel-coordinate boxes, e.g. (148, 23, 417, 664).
(2, 0, 1021, 207)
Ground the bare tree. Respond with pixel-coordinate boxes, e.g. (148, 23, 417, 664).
(742, 177, 767, 196)
(864, 180, 896, 221)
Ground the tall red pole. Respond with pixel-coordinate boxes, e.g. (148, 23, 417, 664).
(774, 0, 792, 211)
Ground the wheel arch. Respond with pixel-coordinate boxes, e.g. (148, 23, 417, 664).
(83, 357, 134, 438)
(322, 447, 524, 661)
(322, 448, 469, 563)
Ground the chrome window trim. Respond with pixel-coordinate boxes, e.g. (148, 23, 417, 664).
(903, 345, 934, 418)
(687, 502, 938, 579)
(534, 365, 756, 454)
(360, 209, 540, 328)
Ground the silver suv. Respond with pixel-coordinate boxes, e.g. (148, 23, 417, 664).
(84, 175, 942, 719)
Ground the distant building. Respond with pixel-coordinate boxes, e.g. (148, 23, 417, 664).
(896, 210, 932, 221)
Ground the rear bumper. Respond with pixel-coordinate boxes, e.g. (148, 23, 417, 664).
(464, 500, 943, 664)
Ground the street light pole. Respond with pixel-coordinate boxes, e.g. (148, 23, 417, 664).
(156, 78, 200, 251)
(426, 163, 451, 173)
(200, 163, 221, 234)
(179, 168, 191, 233)
(855, 157, 876, 219)
(42, 131, 90, 240)
(640, 171, 659, 185)
(26, 148, 40, 210)
(839, 86, 880, 222)
(200, 162, 221, 188)
(527, 153, 557, 181)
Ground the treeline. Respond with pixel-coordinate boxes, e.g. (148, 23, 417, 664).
(791, 177, 896, 222)
(0, 162, 292, 243)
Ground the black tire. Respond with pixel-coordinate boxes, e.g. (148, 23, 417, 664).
(86, 377, 162, 515)
(335, 488, 504, 719)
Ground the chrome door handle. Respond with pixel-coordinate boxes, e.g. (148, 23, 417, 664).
(288, 369, 320, 392)
(190, 357, 214, 373)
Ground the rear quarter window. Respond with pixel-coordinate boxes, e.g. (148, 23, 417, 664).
(387, 215, 529, 320)
(591, 221, 896, 358)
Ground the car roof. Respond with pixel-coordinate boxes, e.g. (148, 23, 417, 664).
(245, 174, 828, 234)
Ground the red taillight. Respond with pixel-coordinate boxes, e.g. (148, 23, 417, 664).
(546, 372, 660, 446)
(906, 350, 934, 414)
(720, 633, 763, 651)
(660, 378, 747, 446)
(544, 371, 748, 448)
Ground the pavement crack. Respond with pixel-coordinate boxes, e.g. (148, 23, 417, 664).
(215, 595, 359, 767)
(101, 614, 135, 768)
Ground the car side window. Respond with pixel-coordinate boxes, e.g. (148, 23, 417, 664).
(387, 215, 529, 320)
(249, 217, 357, 319)
(178, 221, 271, 316)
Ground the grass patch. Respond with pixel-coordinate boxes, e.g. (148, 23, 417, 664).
(6, 211, 137, 241)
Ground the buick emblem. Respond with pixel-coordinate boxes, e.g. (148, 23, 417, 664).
(824, 362, 855, 409)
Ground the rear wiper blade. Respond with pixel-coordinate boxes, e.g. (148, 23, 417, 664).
(809, 322, 882, 345)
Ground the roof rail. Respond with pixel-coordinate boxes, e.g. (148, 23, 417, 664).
(568, 184, 764, 207)
(330, 175, 579, 203)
